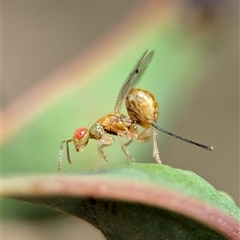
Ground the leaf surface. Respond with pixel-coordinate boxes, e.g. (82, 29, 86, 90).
(3, 163, 240, 239)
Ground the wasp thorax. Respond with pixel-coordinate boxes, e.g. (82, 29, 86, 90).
(89, 123, 103, 140)
(126, 88, 159, 128)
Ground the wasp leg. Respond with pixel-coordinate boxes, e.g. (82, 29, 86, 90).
(124, 124, 138, 147)
(91, 133, 113, 170)
(137, 128, 162, 164)
(117, 132, 135, 163)
(123, 138, 133, 147)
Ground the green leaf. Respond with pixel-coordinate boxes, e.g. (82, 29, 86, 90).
(2, 163, 240, 239)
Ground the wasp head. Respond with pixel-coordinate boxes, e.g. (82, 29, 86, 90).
(73, 127, 89, 152)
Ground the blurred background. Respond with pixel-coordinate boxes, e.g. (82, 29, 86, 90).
(2, 0, 239, 239)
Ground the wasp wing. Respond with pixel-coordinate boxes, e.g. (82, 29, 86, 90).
(114, 50, 154, 112)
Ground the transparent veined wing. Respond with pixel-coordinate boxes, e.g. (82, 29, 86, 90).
(114, 50, 154, 112)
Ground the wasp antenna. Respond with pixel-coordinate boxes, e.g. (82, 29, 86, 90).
(65, 140, 73, 164)
(58, 148, 64, 172)
(151, 123, 213, 151)
(58, 139, 73, 172)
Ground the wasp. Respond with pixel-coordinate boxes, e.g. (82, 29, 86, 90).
(58, 51, 213, 171)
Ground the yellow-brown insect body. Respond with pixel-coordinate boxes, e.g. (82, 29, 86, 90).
(90, 112, 135, 138)
(126, 88, 159, 128)
(87, 112, 139, 169)
(58, 50, 213, 172)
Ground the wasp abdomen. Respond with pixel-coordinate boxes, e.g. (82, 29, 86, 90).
(126, 88, 159, 128)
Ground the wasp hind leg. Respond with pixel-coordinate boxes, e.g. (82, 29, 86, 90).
(137, 128, 162, 164)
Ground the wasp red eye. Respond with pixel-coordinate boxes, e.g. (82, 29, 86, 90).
(75, 127, 88, 140)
